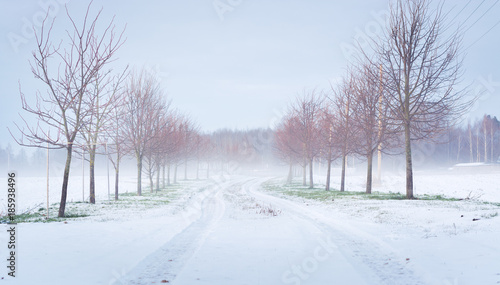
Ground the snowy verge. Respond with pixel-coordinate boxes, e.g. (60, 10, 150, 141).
(259, 177, 500, 285)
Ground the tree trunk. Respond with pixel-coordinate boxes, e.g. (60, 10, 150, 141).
(366, 150, 373, 194)
(302, 164, 307, 186)
(136, 153, 142, 196)
(286, 161, 293, 184)
(376, 143, 382, 183)
(156, 163, 160, 192)
(114, 160, 120, 201)
(58, 144, 74, 217)
(167, 163, 171, 186)
(149, 167, 154, 193)
(325, 157, 332, 191)
(484, 122, 488, 163)
(174, 164, 178, 184)
(491, 123, 494, 162)
(340, 152, 346, 192)
(476, 128, 480, 162)
(89, 144, 96, 204)
(184, 158, 188, 180)
(196, 158, 200, 180)
(469, 123, 473, 163)
(162, 163, 165, 188)
(309, 158, 314, 189)
(404, 123, 414, 199)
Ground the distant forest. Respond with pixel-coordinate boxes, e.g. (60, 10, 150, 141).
(3, 113, 498, 177)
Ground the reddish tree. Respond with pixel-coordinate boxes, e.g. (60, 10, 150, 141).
(274, 114, 303, 184)
(290, 91, 323, 188)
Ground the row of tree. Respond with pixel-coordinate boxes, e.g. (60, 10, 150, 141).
(274, 0, 474, 198)
(10, 4, 211, 217)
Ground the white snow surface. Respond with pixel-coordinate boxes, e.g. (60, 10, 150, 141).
(1, 171, 499, 285)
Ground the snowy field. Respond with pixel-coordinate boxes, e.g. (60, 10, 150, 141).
(0, 170, 499, 284)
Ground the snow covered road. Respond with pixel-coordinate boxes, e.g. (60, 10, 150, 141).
(3, 175, 499, 284)
(121, 177, 425, 285)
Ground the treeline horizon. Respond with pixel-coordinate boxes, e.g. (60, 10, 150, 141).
(4, 113, 498, 175)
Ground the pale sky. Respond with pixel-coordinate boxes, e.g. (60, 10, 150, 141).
(1, 0, 499, 151)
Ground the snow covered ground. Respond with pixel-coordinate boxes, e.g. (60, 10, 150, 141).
(1, 170, 499, 284)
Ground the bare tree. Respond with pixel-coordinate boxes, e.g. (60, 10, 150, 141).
(328, 73, 357, 192)
(366, 0, 472, 198)
(106, 95, 127, 201)
(318, 103, 341, 191)
(144, 111, 163, 193)
(290, 91, 323, 188)
(350, 63, 394, 194)
(192, 133, 210, 180)
(179, 116, 198, 180)
(154, 110, 177, 188)
(123, 70, 164, 196)
(81, 69, 128, 203)
(10, 3, 124, 216)
(274, 114, 303, 184)
(162, 111, 186, 185)
(468, 121, 473, 163)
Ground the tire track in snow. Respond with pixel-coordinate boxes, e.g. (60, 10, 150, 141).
(119, 178, 243, 284)
(245, 178, 427, 285)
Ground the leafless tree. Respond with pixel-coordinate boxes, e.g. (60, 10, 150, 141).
(161, 111, 187, 185)
(153, 110, 177, 188)
(179, 116, 199, 180)
(274, 114, 303, 184)
(123, 69, 165, 196)
(144, 109, 165, 193)
(290, 91, 323, 188)
(328, 73, 357, 192)
(192, 133, 210, 180)
(318, 102, 342, 191)
(350, 63, 395, 194)
(105, 94, 128, 201)
(10, 3, 124, 216)
(80, 69, 128, 203)
(365, 0, 473, 198)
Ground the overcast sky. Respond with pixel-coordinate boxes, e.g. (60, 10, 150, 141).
(1, 0, 499, 151)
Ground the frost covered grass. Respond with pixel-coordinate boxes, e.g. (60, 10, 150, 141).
(260, 177, 500, 235)
(223, 182, 282, 218)
(1, 181, 197, 224)
(261, 180, 466, 202)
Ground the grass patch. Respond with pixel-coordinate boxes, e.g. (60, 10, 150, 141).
(3, 181, 197, 224)
(481, 212, 499, 219)
(262, 180, 466, 202)
(1, 209, 90, 223)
